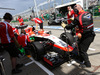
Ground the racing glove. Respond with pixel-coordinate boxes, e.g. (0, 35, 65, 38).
(69, 18, 74, 21)
(30, 37, 35, 40)
(61, 22, 66, 28)
(18, 47, 25, 58)
(61, 22, 71, 30)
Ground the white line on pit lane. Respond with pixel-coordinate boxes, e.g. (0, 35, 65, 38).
(25, 57, 54, 75)
(25, 60, 34, 66)
(89, 48, 96, 51)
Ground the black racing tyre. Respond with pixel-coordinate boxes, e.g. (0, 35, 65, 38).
(60, 32, 74, 46)
(30, 42, 45, 61)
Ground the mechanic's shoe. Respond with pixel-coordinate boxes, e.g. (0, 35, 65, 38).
(16, 64, 24, 69)
(79, 61, 91, 68)
(84, 62, 91, 67)
(12, 68, 22, 74)
(79, 64, 86, 69)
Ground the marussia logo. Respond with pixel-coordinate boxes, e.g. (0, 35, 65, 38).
(84, 14, 91, 20)
(87, 16, 91, 19)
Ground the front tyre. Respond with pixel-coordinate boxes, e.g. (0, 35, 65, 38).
(30, 42, 45, 61)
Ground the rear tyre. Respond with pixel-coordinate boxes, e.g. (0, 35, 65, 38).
(60, 32, 74, 46)
(30, 42, 45, 61)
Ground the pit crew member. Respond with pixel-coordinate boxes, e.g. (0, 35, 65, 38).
(17, 16, 24, 26)
(0, 13, 23, 74)
(67, 6, 77, 24)
(61, 4, 95, 68)
(31, 17, 44, 31)
(17, 29, 34, 55)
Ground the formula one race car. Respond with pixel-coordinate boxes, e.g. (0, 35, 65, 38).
(14, 25, 79, 69)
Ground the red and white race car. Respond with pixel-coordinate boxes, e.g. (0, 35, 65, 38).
(14, 25, 78, 68)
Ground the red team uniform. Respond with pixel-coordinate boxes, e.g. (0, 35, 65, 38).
(0, 21, 14, 44)
(17, 34, 30, 47)
(32, 18, 43, 29)
(33, 18, 43, 24)
(0, 21, 19, 57)
(67, 10, 77, 24)
(17, 18, 24, 25)
(12, 28, 19, 35)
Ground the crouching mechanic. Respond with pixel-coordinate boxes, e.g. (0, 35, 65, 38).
(61, 4, 95, 68)
(31, 17, 44, 31)
(0, 13, 23, 74)
(17, 29, 34, 55)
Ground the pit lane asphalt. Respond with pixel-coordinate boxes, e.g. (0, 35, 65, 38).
(2, 28, 100, 75)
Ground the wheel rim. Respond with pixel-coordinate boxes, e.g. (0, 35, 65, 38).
(60, 33, 68, 42)
(60, 33, 74, 46)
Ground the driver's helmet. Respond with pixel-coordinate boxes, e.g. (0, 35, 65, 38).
(31, 26, 35, 31)
(21, 29, 26, 34)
